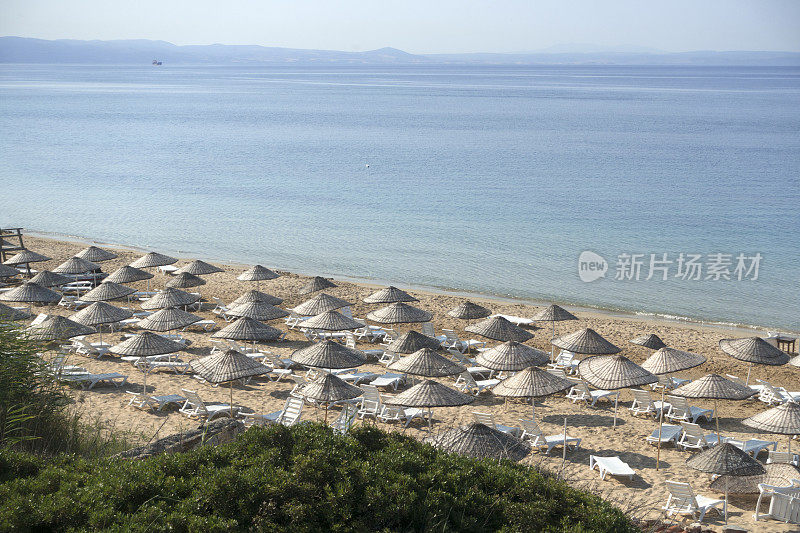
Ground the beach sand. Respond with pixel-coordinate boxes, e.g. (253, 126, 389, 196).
(13, 235, 800, 532)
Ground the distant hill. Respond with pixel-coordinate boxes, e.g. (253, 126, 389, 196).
(1, 37, 799, 66)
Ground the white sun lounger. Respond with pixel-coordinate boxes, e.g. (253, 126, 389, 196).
(244, 396, 304, 427)
(338, 371, 379, 385)
(663, 481, 726, 523)
(759, 491, 800, 524)
(379, 403, 429, 427)
(472, 412, 521, 437)
(61, 372, 128, 390)
(767, 451, 800, 466)
(665, 396, 713, 423)
(520, 420, 581, 455)
(677, 422, 721, 451)
(646, 424, 682, 446)
(357, 385, 382, 419)
(755, 480, 800, 522)
(724, 437, 778, 459)
(455, 371, 500, 395)
(566, 380, 619, 406)
(590, 455, 635, 481)
(629, 388, 671, 418)
(126, 392, 186, 411)
(179, 389, 237, 420)
(370, 373, 405, 390)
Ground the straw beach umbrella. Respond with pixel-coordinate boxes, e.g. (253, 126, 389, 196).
(710, 463, 800, 495)
(292, 293, 351, 316)
(26, 315, 94, 342)
(630, 334, 667, 350)
(476, 341, 549, 371)
(299, 310, 363, 332)
(299, 276, 337, 295)
(686, 442, 765, 523)
(226, 301, 289, 321)
(429, 423, 531, 461)
(298, 373, 362, 422)
(137, 307, 202, 332)
(104, 266, 153, 285)
(130, 252, 177, 291)
(389, 348, 465, 378)
(238, 265, 279, 290)
(81, 281, 136, 302)
(29, 271, 72, 288)
(447, 301, 491, 321)
(531, 304, 578, 359)
(230, 290, 283, 307)
(0, 282, 62, 304)
(191, 350, 269, 417)
(364, 286, 418, 304)
(176, 260, 224, 276)
(385, 330, 442, 354)
(641, 347, 706, 469)
(52, 256, 99, 277)
(671, 374, 757, 439)
(166, 272, 206, 289)
(720, 337, 789, 385)
(366, 302, 433, 324)
(140, 288, 199, 310)
(0, 264, 21, 279)
(743, 401, 800, 453)
(110, 332, 185, 396)
(212, 317, 283, 350)
(75, 246, 117, 263)
(493, 366, 574, 419)
(0, 302, 30, 321)
(70, 301, 133, 344)
(578, 355, 657, 426)
(386, 380, 474, 432)
(553, 328, 620, 355)
(3, 249, 50, 277)
(291, 340, 367, 369)
(465, 315, 534, 343)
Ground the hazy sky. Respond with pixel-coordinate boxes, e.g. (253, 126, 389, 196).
(2, 0, 799, 53)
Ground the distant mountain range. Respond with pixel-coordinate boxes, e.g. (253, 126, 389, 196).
(2, 37, 799, 66)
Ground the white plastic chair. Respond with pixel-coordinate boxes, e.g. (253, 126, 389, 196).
(662, 480, 726, 523)
(589, 455, 635, 481)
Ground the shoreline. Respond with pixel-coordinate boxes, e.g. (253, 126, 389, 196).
(23, 228, 793, 336)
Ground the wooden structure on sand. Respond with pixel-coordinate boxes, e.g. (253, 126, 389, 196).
(0, 228, 25, 262)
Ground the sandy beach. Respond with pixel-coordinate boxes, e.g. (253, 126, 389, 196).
(11, 234, 800, 532)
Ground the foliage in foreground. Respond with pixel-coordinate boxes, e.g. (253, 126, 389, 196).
(0, 423, 637, 533)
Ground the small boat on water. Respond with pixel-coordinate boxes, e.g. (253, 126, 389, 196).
(152, 60, 162, 66)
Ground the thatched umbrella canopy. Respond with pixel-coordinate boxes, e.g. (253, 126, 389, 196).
(475, 341, 549, 371)
(238, 265, 279, 282)
(0, 264, 20, 278)
(226, 301, 289, 321)
(81, 281, 136, 302)
(672, 374, 757, 438)
(720, 337, 790, 385)
(579, 355, 657, 427)
(298, 373, 363, 422)
(52, 256, 99, 275)
(531, 305, 578, 358)
(493, 366, 574, 419)
(0, 282, 61, 304)
(176, 260, 224, 276)
(465, 316, 534, 343)
(552, 328, 620, 355)
(743, 401, 800, 453)
(26, 315, 94, 341)
(385, 330, 442, 354)
(137, 307, 202, 332)
(70, 301, 133, 327)
(299, 276, 337, 295)
(165, 272, 206, 289)
(230, 290, 283, 307)
(447, 301, 491, 321)
(298, 310, 363, 331)
(29, 271, 72, 287)
(140, 288, 199, 310)
(104, 266, 153, 284)
(3, 249, 50, 266)
(191, 350, 269, 417)
(710, 463, 800, 494)
(364, 286, 418, 304)
(687, 442, 765, 523)
(389, 348, 465, 378)
(110, 331, 184, 396)
(630, 334, 667, 350)
(429, 423, 531, 462)
(366, 302, 433, 324)
(291, 340, 366, 369)
(292, 293, 351, 315)
(386, 380, 474, 431)
(76, 246, 117, 262)
(212, 317, 283, 342)
(0, 302, 30, 321)
(130, 252, 178, 269)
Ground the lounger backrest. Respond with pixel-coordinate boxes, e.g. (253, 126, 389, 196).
(518, 420, 543, 439)
(279, 397, 304, 426)
(571, 380, 590, 396)
(180, 389, 207, 414)
(340, 306, 352, 318)
(345, 332, 357, 349)
(443, 329, 460, 342)
(421, 322, 435, 337)
(359, 385, 381, 412)
(332, 403, 357, 433)
(459, 371, 478, 387)
(667, 395, 689, 415)
(472, 412, 496, 427)
(631, 389, 653, 408)
(664, 481, 698, 511)
(769, 492, 800, 524)
(769, 451, 799, 465)
(547, 368, 567, 379)
(725, 374, 747, 387)
(556, 350, 575, 365)
(656, 374, 674, 389)
(680, 422, 705, 443)
(31, 313, 49, 325)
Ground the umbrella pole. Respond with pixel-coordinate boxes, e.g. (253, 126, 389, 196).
(725, 477, 729, 524)
(613, 394, 618, 428)
(656, 386, 665, 470)
(531, 398, 535, 422)
(324, 404, 328, 424)
(551, 321, 556, 362)
(746, 363, 752, 386)
(428, 408, 433, 432)
(715, 399, 721, 441)
(561, 416, 567, 478)
(230, 381, 234, 418)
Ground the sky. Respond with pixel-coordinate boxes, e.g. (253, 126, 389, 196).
(2, 0, 799, 54)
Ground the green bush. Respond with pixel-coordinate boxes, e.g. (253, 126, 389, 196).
(0, 423, 637, 532)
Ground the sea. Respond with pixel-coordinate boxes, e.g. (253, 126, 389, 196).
(0, 64, 798, 331)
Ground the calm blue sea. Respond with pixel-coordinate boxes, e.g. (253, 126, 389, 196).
(0, 64, 798, 330)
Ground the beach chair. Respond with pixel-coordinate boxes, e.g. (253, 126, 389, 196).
(646, 424, 682, 447)
(725, 374, 763, 395)
(46, 352, 87, 376)
(677, 422, 720, 451)
(755, 480, 800, 521)
(345, 332, 384, 359)
(184, 319, 216, 332)
(768, 451, 800, 466)
(455, 371, 500, 395)
(650, 374, 689, 391)
(547, 350, 580, 375)
(546, 368, 568, 380)
(337, 371, 379, 386)
(449, 349, 495, 380)
(245, 396, 304, 427)
(288, 375, 310, 400)
(379, 402, 429, 427)
(378, 328, 399, 347)
(566, 380, 619, 406)
(629, 388, 671, 418)
(139, 360, 192, 375)
(61, 372, 128, 390)
(126, 392, 186, 411)
(352, 323, 385, 343)
(378, 350, 401, 366)
(757, 380, 800, 405)
(472, 412, 521, 437)
(725, 437, 778, 459)
(210, 297, 233, 321)
(370, 373, 405, 391)
(589, 455, 635, 481)
(71, 338, 111, 358)
(357, 385, 382, 419)
(662, 481, 726, 523)
(665, 396, 713, 423)
(758, 492, 800, 524)
(331, 403, 358, 434)
(441, 329, 467, 353)
(30, 313, 49, 326)
(519, 420, 581, 455)
(179, 389, 237, 420)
